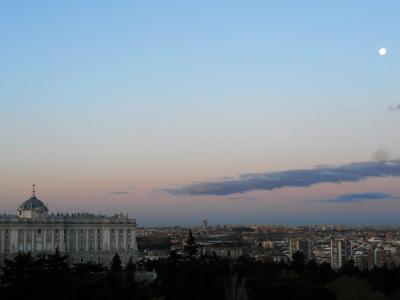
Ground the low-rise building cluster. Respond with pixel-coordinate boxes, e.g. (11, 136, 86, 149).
(138, 222, 400, 270)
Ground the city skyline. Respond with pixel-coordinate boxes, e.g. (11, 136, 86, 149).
(1, 1, 400, 226)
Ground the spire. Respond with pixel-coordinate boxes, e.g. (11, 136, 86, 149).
(32, 184, 36, 197)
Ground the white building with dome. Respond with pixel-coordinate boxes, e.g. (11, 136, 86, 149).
(0, 185, 138, 265)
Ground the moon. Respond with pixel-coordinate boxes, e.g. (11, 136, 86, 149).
(378, 48, 387, 56)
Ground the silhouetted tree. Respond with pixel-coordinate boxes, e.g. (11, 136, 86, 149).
(124, 257, 136, 286)
(109, 253, 123, 283)
(169, 249, 180, 260)
(73, 261, 105, 277)
(184, 230, 197, 256)
(3, 248, 400, 300)
(327, 276, 386, 300)
(225, 274, 248, 300)
(40, 249, 71, 298)
(339, 258, 360, 277)
(0, 252, 37, 288)
(291, 251, 306, 273)
(45, 247, 69, 272)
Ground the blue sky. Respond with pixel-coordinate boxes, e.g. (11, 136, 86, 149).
(1, 1, 400, 225)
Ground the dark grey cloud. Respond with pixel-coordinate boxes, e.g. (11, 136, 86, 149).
(225, 196, 257, 201)
(110, 191, 130, 195)
(371, 149, 390, 162)
(163, 160, 400, 196)
(389, 104, 400, 111)
(323, 192, 398, 203)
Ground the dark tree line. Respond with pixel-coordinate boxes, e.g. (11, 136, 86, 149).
(2, 250, 400, 299)
(0, 250, 149, 300)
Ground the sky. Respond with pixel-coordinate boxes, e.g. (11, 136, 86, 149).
(1, 1, 400, 226)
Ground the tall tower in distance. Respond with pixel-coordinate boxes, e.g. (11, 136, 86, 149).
(202, 219, 208, 232)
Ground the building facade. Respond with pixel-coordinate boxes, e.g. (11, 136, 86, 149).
(289, 238, 311, 261)
(0, 186, 138, 265)
(330, 239, 352, 269)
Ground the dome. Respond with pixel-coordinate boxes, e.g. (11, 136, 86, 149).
(18, 185, 49, 219)
(20, 196, 48, 211)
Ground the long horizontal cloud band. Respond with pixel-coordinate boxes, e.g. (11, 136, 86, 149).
(323, 192, 398, 203)
(163, 160, 400, 196)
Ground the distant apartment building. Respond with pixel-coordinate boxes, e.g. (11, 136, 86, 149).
(352, 252, 369, 271)
(374, 247, 386, 267)
(330, 239, 352, 269)
(289, 238, 310, 261)
(372, 245, 399, 268)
